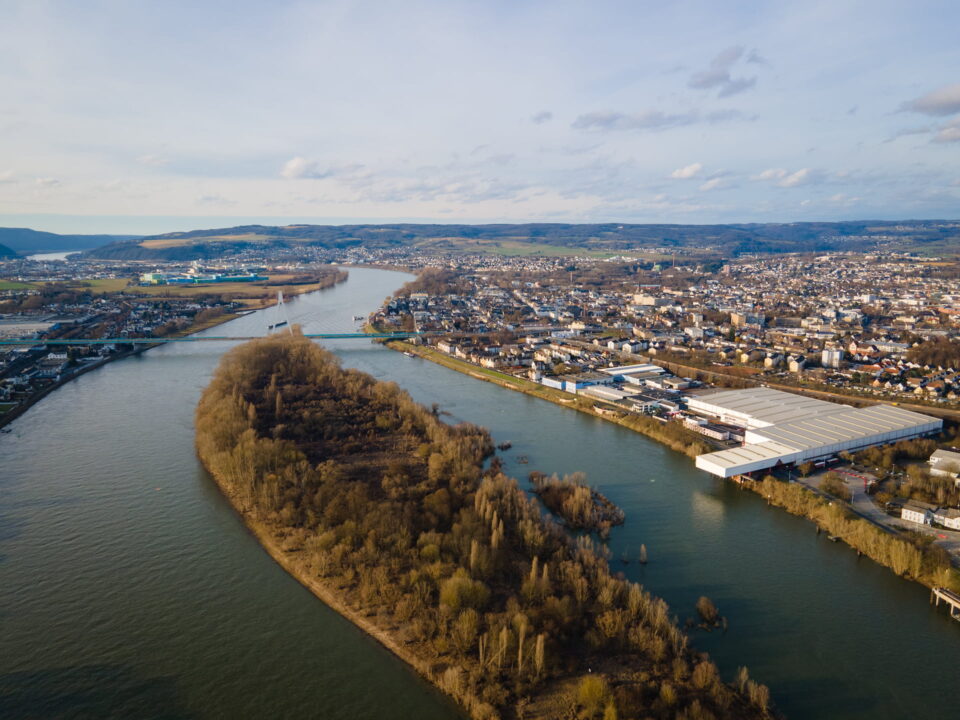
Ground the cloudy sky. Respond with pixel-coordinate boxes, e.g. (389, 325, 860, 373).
(1, 0, 958, 234)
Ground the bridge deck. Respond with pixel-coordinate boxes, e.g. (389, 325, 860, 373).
(0, 332, 428, 346)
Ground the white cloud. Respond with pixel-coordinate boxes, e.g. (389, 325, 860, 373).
(35, 177, 60, 187)
(827, 193, 860, 207)
(0, 3, 955, 224)
(688, 46, 758, 98)
(699, 177, 728, 191)
(753, 168, 788, 181)
(901, 83, 960, 116)
(752, 167, 817, 187)
(718, 77, 756, 98)
(933, 117, 960, 144)
(196, 193, 236, 206)
(280, 157, 366, 181)
(572, 110, 698, 132)
(572, 108, 750, 133)
(778, 168, 813, 187)
(281, 156, 317, 179)
(0, 171, 15, 184)
(670, 162, 702, 179)
(137, 154, 169, 166)
(883, 125, 933, 143)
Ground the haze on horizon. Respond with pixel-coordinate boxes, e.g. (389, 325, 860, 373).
(1, 0, 958, 236)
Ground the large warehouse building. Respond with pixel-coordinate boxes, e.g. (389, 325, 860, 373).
(691, 388, 942, 478)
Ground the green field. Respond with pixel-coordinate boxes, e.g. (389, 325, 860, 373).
(76, 278, 132, 292)
(414, 236, 616, 257)
(4, 275, 326, 310)
(139, 233, 275, 249)
(905, 242, 960, 259)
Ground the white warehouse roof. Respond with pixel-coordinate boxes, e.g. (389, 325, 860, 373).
(600, 364, 664, 376)
(695, 440, 801, 477)
(686, 387, 847, 428)
(693, 388, 942, 478)
(580, 385, 640, 402)
(745, 404, 941, 452)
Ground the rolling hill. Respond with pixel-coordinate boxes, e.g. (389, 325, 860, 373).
(0, 227, 139, 255)
(84, 220, 960, 261)
(0, 242, 17, 258)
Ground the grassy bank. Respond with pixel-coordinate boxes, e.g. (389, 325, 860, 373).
(386, 342, 711, 459)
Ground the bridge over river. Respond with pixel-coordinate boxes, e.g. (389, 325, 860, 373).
(0, 331, 427, 346)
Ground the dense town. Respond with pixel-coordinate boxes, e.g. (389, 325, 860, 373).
(376, 251, 960, 407)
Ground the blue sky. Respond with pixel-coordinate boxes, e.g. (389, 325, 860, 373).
(1, 0, 958, 235)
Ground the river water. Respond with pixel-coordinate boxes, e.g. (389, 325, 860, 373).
(2, 267, 959, 719)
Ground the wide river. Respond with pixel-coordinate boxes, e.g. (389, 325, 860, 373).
(2, 267, 959, 719)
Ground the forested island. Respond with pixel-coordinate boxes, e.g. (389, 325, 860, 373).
(195, 332, 773, 720)
(529, 471, 625, 536)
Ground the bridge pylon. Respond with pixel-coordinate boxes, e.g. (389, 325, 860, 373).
(269, 291, 293, 334)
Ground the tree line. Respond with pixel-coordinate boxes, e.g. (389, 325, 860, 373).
(755, 476, 960, 591)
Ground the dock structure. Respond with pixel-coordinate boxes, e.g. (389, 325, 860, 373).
(931, 587, 960, 621)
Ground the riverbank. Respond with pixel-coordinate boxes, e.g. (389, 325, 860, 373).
(385, 340, 711, 459)
(0, 346, 142, 430)
(204, 481, 481, 714)
(383, 340, 960, 598)
(740, 476, 960, 591)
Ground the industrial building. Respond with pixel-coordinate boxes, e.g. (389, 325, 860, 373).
(692, 388, 942, 478)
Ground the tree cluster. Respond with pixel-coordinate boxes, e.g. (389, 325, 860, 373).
(529, 471, 625, 536)
(899, 465, 960, 508)
(819, 472, 852, 502)
(854, 438, 937, 473)
(906, 337, 960, 369)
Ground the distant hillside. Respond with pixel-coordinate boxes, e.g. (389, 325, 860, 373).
(0, 242, 17, 258)
(0, 227, 139, 254)
(84, 220, 960, 261)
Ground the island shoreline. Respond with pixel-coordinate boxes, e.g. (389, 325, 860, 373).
(202, 476, 473, 716)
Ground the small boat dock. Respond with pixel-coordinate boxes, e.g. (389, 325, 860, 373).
(931, 587, 960, 621)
